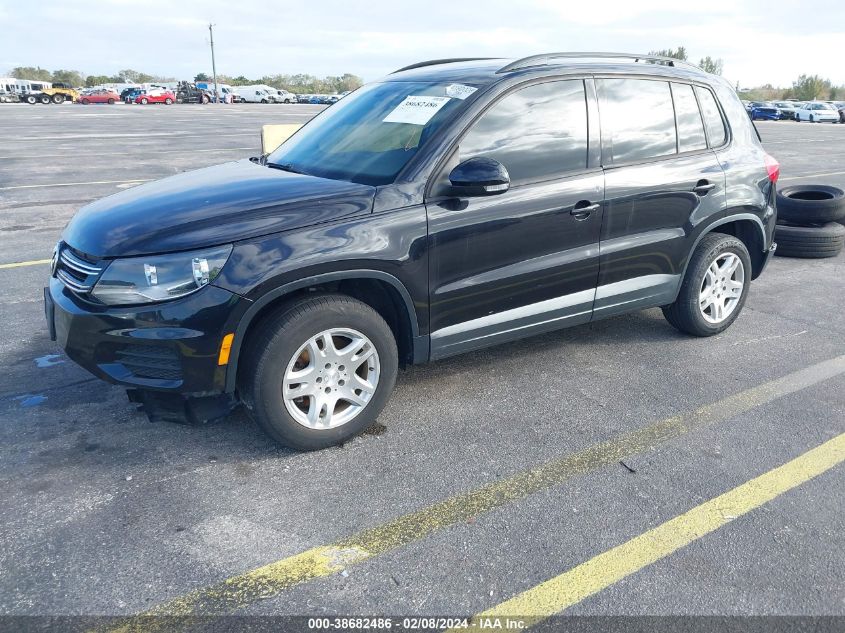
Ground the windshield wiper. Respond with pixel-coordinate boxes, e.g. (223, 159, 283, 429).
(266, 162, 305, 175)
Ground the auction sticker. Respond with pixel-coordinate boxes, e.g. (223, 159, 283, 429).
(383, 96, 451, 125)
(445, 83, 477, 100)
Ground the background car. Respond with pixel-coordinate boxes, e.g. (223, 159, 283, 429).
(134, 89, 175, 105)
(795, 101, 839, 122)
(296, 94, 311, 103)
(79, 89, 120, 105)
(122, 87, 144, 103)
(233, 87, 274, 103)
(273, 89, 296, 103)
(771, 101, 798, 120)
(750, 103, 781, 120)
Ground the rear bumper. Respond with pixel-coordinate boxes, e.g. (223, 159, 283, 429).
(45, 277, 249, 394)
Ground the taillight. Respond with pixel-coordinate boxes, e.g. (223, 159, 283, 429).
(764, 154, 780, 184)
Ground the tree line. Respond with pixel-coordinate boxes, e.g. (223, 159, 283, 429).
(649, 47, 842, 101)
(193, 72, 363, 94)
(6, 66, 363, 94)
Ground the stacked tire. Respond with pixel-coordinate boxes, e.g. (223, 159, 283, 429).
(774, 185, 845, 258)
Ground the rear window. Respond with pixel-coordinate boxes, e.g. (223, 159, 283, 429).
(671, 83, 707, 153)
(694, 86, 727, 147)
(597, 78, 677, 164)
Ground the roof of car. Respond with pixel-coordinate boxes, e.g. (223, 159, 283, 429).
(385, 53, 713, 85)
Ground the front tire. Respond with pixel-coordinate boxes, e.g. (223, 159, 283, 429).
(141, 98, 148, 104)
(663, 233, 752, 337)
(240, 294, 398, 450)
(165, 98, 173, 105)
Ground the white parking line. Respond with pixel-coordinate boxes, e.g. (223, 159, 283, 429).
(780, 170, 845, 182)
(0, 147, 255, 160)
(0, 179, 153, 191)
(13, 132, 256, 141)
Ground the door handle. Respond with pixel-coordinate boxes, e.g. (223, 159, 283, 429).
(693, 181, 716, 196)
(571, 201, 600, 220)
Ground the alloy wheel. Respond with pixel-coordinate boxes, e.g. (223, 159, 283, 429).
(699, 252, 745, 324)
(282, 328, 380, 429)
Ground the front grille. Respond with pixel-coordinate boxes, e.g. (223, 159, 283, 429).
(115, 345, 183, 381)
(55, 245, 104, 295)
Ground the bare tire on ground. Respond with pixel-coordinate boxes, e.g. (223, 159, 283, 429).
(240, 294, 398, 451)
(776, 185, 845, 224)
(773, 222, 845, 258)
(663, 233, 752, 337)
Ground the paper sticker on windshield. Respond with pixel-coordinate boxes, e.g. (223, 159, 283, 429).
(445, 84, 477, 100)
(383, 96, 451, 125)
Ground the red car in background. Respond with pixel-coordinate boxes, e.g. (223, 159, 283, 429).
(134, 89, 175, 105)
(79, 90, 120, 105)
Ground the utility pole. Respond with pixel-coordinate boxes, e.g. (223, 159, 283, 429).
(209, 23, 219, 103)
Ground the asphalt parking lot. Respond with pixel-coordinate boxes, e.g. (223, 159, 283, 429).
(1, 104, 844, 628)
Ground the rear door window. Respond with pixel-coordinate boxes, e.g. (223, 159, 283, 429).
(597, 78, 677, 164)
(671, 83, 707, 153)
(459, 79, 588, 184)
(694, 86, 727, 147)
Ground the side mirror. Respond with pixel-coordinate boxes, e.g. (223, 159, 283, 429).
(448, 157, 510, 197)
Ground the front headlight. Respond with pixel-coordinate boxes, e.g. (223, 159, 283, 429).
(91, 245, 232, 305)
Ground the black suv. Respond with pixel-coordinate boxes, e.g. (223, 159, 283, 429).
(45, 52, 779, 450)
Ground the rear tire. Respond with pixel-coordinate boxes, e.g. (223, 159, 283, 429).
(663, 234, 752, 337)
(141, 98, 148, 105)
(51, 94, 64, 104)
(39, 95, 51, 104)
(240, 294, 398, 450)
(107, 98, 114, 104)
(81, 98, 90, 105)
(165, 98, 173, 105)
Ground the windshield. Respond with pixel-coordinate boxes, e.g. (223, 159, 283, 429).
(267, 80, 478, 186)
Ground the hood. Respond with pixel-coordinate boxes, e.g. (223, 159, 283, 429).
(63, 159, 375, 257)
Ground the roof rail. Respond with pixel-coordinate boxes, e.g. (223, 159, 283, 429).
(391, 58, 498, 74)
(497, 52, 699, 74)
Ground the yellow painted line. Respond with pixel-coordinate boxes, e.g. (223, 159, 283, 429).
(0, 259, 51, 269)
(468, 432, 845, 628)
(100, 354, 845, 631)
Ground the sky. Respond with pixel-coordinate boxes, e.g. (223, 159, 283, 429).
(1, 0, 843, 88)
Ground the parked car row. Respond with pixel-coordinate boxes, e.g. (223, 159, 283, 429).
(742, 99, 845, 123)
(6, 80, 350, 107)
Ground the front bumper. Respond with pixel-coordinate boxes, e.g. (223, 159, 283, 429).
(45, 278, 249, 394)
